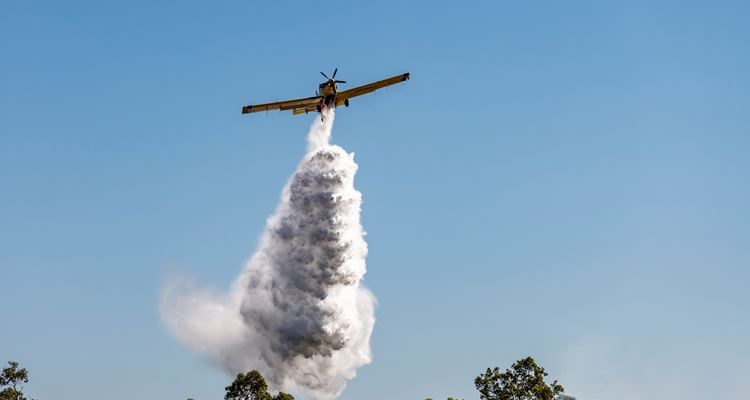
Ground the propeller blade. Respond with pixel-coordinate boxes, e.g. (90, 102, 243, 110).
(320, 71, 329, 79)
(332, 68, 338, 78)
(335, 80, 347, 83)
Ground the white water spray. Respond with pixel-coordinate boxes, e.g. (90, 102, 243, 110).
(160, 109, 376, 399)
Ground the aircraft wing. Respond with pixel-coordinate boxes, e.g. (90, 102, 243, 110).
(242, 96, 322, 114)
(292, 104, 321, 115)
(336, 73, 410, 102)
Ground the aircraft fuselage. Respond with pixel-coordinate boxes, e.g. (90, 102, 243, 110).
(318, 81, 338, 106)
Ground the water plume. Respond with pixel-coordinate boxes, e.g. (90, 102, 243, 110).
(161, 109, 376, 399)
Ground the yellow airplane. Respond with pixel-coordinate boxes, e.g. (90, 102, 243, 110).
(241, 69, 410, 118)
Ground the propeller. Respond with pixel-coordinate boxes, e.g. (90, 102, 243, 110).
(320, 68, 345, 85)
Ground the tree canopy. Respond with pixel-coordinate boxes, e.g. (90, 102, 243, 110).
(0, 361, 30, 400)
(224, 370, 294, 400)
(474, 356, 565, 400)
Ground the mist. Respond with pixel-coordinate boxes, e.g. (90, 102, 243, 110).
(161, 109, 376, 399)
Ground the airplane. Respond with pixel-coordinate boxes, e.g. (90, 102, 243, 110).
(241, 69, 410, 118)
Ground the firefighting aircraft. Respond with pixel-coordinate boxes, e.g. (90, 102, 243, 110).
(241, 69, 410, 118)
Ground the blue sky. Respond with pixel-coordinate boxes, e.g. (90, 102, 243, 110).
(1, 1, 749, 399)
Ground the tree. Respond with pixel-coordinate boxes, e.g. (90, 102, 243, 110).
(474, 356, 565, 400)
(0, 361, 29, 400)
(224, 370, 294, 400)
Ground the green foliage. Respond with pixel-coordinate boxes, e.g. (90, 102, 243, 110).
(224, 370, 294, 400)
(474, 356, 564, 400)
(225, 371, 271, 400)
(0, 361, 29, 400)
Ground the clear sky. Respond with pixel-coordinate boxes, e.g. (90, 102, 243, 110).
(1, 1, 749, 399)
